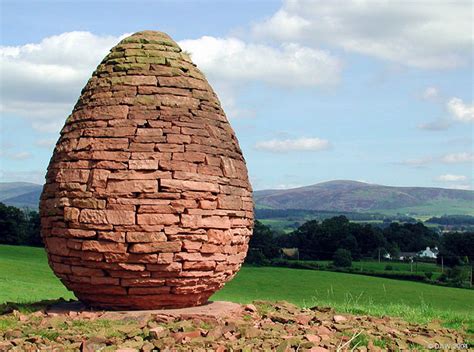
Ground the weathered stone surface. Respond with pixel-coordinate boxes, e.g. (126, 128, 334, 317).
(40, 30, 253, 310)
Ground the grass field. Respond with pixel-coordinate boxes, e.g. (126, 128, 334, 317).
(1, 245, 473, 330)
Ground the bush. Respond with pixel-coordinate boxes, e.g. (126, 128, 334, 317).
(333, 249, 352, 268)
(385, 264, 393, 271)
(425, 271, 433, 280)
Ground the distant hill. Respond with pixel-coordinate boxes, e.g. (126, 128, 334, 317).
(2, 180, 473, 216)
(254, 180, 474, 216)
(0, 182, 42, 209)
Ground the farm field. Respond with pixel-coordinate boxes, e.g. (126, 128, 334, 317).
(1, 245, 473, 330)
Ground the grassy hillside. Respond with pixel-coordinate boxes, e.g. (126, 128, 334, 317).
(1, 245, 473, 329)
(254, 180, 474, 216)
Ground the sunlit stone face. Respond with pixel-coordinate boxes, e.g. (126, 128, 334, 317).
(40, 31, 254, 310)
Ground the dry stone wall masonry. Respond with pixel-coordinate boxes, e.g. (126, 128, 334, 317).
(40, 31, 254, 310)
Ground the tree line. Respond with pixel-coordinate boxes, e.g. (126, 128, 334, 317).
(248, 216, 474, 267)
(0, 203, 42, 247)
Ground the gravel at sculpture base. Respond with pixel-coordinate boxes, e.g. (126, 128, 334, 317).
(40, 30, 254, 310)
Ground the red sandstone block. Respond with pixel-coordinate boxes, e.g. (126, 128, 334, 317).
(129, 241, 182, 254)
(157, 253, 174, 264)
(55, 169, 90, 183)
(106, 180, 157, 193)
(138, 204, 176, 214)
(90, 277, 120, 285)
(95, 161, 127, 169)
(71, 266, 104, 277)
(200, 200, 217, 210)
(136, 128, 163, 136)
(201, 243, 221, 254)
(64, 207, 80, 222)
(217, 195, 242, 210)
(128, 159, 158, 170)
(98, 231, 125, 242)
(82, 240, 126, 253)
(91, 151, 131, 161)
(105, 210, 135, 225)
(174, 252, 203, 261)
(109, 270, 151, 278)
(182, 240, 202, 251)
(159, 160, 197, 173)
(161, 179, 219, 193)
(45, 237, 70, 256)
(79, 209, 108, 224)
(166, 134, 191, 144)
(84, 127, 136, 137)
(128, 287, 171, 295)
(183, 261, 216, 270)
(118, 263, 146, 271)
(121, 278, 165, 287)
(137, 213, 179, 225)
(126, 231, 166, 243)
(51, 262, 71, 274)
(90, 169, 110, 189)
(71, 198, 106, 209)
(76, 137, 129, 151)
(172, 152, 206, 163)
(67, 239, 82, 250)
(146, 262, 181, 272)
(155, 143, 185, 153)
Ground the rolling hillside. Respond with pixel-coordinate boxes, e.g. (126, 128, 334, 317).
(254, 180, 474, 216)
(1, 180, 473, 216)
(0, 182, 42, 209)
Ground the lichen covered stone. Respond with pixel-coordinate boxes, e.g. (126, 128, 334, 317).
(40, 30, 254, 310)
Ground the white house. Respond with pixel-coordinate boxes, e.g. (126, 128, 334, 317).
(418, 246, 438, 259)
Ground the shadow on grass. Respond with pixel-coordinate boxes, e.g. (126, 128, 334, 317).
(0, 298, 80, 314)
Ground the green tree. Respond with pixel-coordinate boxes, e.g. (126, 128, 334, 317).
(333, 248, 352, 267)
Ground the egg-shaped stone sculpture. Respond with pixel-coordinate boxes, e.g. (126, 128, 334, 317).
(40, 31, 254, 310)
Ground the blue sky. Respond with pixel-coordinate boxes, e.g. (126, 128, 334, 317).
(1, 0, 473, 190)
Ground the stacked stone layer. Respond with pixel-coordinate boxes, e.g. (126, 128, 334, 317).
(40, 31, 254, 310)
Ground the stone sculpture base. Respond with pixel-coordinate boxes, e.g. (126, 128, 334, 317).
(47, 300, 243, 320)
(76, 291, 214, 310)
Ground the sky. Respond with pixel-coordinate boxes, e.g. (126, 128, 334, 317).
(0, 0, 473, 191)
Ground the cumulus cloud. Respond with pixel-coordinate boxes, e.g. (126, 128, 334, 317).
(446, 97, 474, 123)
(179, 36, 341, 87)
(253, 0, 472, 69)
(255, 137, 332, 152)
(436, 174, 467, 182)
(0, 31, 125, 132)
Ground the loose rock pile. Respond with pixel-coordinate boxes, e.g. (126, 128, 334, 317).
(40, 31, 253, 310)
(0, 301, 469, 351)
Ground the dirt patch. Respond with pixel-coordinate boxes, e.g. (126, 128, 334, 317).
(0, 300, 471, 351)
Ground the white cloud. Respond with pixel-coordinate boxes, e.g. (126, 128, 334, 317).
(255, 137, 331, 152)
(399, 156, 434, 167)
(441, 152, 474, 164)
(179, 36, 341, 87)
(436, 174, 467, 182)
(0, 31, 124, 133)
(253, 0, 472, 69)
(417, 119, 451, 131)
(421, 87, 439, 101)
(446, 97, 474, 123)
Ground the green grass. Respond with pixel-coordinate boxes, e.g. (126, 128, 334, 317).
(0, 245, 75, 303)
(1, 245, 473, 330)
